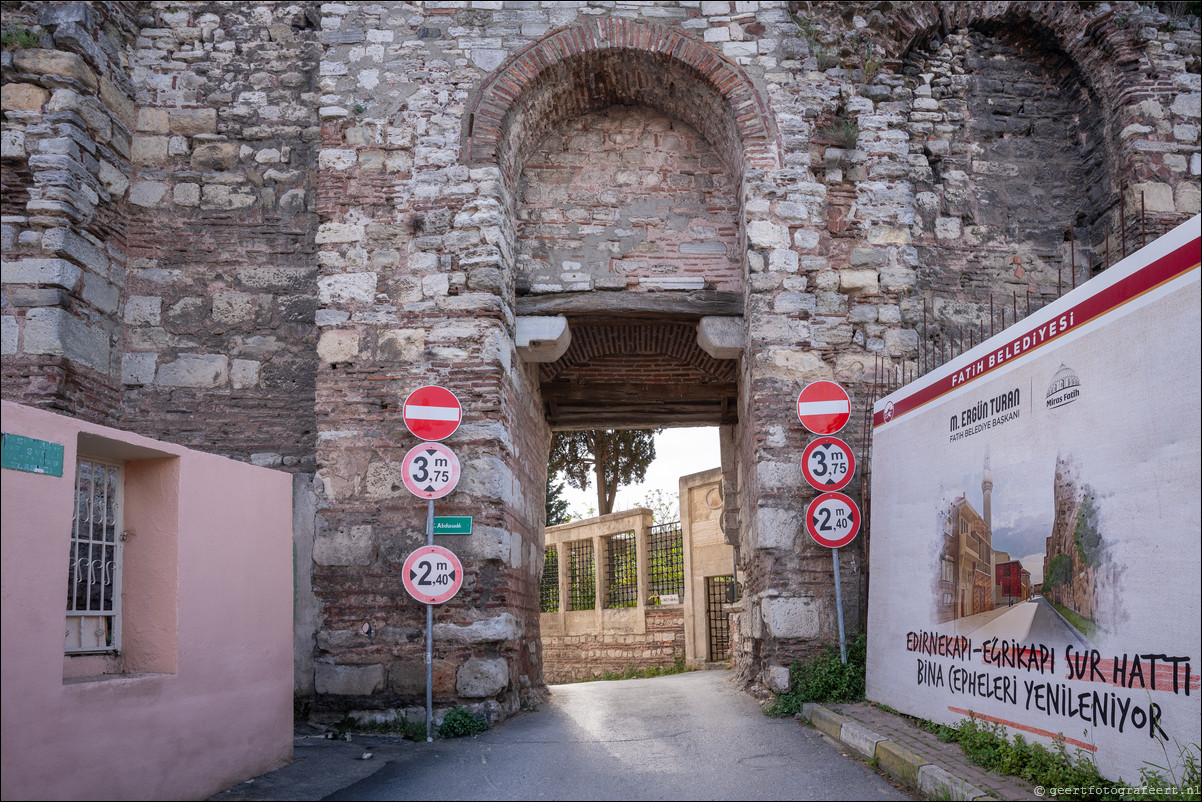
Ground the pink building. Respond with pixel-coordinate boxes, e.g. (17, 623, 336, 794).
(1, 402, 293, 800)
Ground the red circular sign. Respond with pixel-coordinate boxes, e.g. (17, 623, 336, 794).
(402, 545, 463, 604)
(400, 442, 461, 500)
(797, 380, 851, 435)
(402, 385, 462, 441)
(805, 492, 861, 548)
(801, 437, 856, 492)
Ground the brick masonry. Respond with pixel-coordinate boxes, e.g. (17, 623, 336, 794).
(2, 1, 1198, 722)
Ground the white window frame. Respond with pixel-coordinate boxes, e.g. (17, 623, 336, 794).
(65, 457, 123, 654)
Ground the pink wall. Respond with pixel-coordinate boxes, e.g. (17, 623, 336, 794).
(1, 402, 293, 801)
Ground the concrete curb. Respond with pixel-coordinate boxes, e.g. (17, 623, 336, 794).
(800, 703, 989, 801)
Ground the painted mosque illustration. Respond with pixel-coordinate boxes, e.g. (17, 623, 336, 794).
(935, 449, 1031, 625)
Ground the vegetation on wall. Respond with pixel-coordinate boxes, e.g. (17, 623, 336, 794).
(763, 633, 868, 717)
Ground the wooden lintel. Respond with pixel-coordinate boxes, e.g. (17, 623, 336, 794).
(541, 383, 737, 404)
(516, 290, 744, 320)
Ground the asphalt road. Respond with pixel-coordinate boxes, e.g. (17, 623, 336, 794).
(310, 670, 909, 801)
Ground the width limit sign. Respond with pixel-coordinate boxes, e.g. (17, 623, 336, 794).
(806, 492, 861, 549)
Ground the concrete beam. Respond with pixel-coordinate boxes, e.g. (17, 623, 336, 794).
(697, 316, 744, 360)
(516, 315, 570, 362)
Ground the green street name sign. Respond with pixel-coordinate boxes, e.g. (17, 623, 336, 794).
(433, 516, 473, 535)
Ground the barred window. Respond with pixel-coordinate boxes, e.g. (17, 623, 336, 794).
(567, 540, 595, 611)
(540, 546, 560, 613)
(648, 521, 684, 599)
(604, 532, 637, 609)
(66, 458, 122, 653)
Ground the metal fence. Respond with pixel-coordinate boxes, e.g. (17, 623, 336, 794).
(567, 539, 595, 611)
(604, 532, 638, 608)
(648, 521, 685, 599)
(540, 545, 559, 613)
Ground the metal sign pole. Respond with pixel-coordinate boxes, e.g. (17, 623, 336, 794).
(832, 547, 847, 665)
(425, 498, 434, 741)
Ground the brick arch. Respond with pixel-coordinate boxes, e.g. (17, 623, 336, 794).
(462, 18, 780, 191)
(540, 323, 736, 384)
(887, 1, 1147, 101)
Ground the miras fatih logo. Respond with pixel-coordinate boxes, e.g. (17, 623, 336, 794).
(1046, 364, 1081, 410)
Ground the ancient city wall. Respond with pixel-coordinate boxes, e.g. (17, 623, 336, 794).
(3, 0, 1198, 720)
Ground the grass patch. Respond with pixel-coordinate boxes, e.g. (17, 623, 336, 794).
(1050, 601, 1098, 640)
(918, 712, 1200, 800)
(763, 633, 867, 717)
(437, 706, 491, 739)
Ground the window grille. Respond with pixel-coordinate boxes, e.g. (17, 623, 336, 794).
(604, 532, 637, 609)
(706, 576, 738, 662)
(648, 521, 684, 599)
(567, 540, 595, 611)
(66, 458, 122, 653)
(540, 546, 560, 613)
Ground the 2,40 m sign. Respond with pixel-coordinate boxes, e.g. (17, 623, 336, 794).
(402, 545, 464, 605)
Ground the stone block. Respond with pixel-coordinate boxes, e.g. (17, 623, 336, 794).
(1, 316, 18, 355)
(769, 248, 799, 272)
(916, 765, 983, 801)
(839, 269, 878, 294)
(516, 316, 570, 362)
(697, 316, 744, 359)
(129, 181, 167, 207)
(239, 266, 316, 291)
(315, 663, 385, 696)
(1, 130, 26, 159)
(230, 359, 260, 389)
(313, 523, 373, 566)
(756, 507, 798, 550)
(13, 49, 97, 91)
(201, 185, 256, 210)
(934, 217, 961, 240)
(2, 258, 81, 289)
(1175, 182, 1200, 214)
(766, 664, 791, 693)
(315, 223, 365, 244)
(433, 613, 521, 645)
(318, 272, 376, 304)
(378, 328, 424, 362)
(840, 721, 884, 759)
(456, 658, 509, 698)
(0, 83, 49, 112)
(806, 705, 851, 739)
(756, 348, 832, 382)
(131, 135, 168, 164)
(1171, 93, 1201, 119)
(168, 107, 217, 135)
(761, 596, 820, 639)
(212, 292, 257, 324)
(124, 296, 161, 325)
(97, 160, 128, 196)
(317, 329, 360, 364)
(173, 183, 200, 206)
(747, 221, 790, 249)
(23, 307, 110, 373)
(1128, 181, 1177, 213)
(156, 354, 229, 388)
(81, 273, 119, 314)
(875, 740, 927, 787)
(42, 228, 106, 275)
(191, 142, 239, 170)
(121, 353, 156, 385)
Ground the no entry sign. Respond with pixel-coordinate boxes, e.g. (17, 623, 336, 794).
(403, 385, 462, 441)
(805, 492, 861, 548)
(801, 436, 855, 492)
(402, 545, 463, 604)
(401, 442, 461, 499)
(797, 380, 851, 435)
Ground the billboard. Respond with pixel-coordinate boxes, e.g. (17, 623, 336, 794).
(867, 216, 1201, 782)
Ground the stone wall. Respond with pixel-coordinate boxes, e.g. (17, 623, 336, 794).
(542, 606, 686, 684)
(3, 0, 1198, 721)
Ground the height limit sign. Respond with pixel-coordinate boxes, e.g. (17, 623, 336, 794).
(805, 492, 861, 549)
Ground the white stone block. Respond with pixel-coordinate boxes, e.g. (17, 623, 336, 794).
(318, 272, 376, 303)
(761, 596, 821, 639)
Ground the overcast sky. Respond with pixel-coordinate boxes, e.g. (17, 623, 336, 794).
(557, 427, 721, 520)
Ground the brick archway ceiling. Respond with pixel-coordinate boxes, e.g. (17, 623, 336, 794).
(464, 18, 780, 191)
(539, 323, 738, 431)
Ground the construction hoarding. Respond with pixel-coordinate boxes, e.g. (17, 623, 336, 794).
(868, 216, 1201, 782)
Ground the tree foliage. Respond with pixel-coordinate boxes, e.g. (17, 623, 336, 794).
(549, 429, 660, 516)
(545, 475, 571, 527)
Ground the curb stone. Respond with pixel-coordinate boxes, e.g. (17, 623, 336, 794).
(800, 703, 988, 801)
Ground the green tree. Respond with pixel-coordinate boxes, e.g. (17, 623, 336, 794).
(545, 475, 571, 527)
(549, 429, 660, 516)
